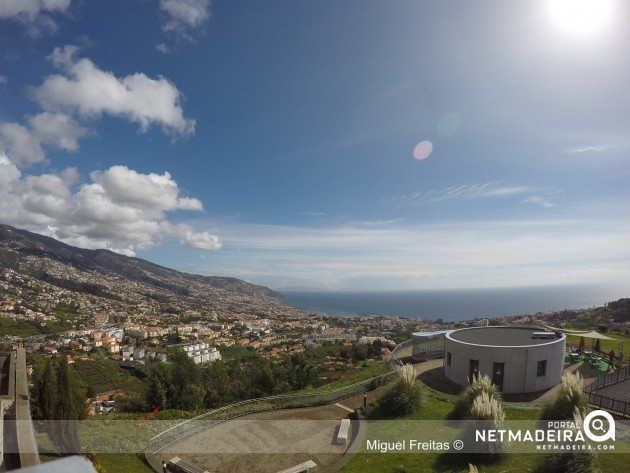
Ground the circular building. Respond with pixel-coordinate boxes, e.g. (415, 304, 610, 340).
(444, 327, 566, 394)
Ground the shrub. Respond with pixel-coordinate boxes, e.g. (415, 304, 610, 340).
(368, 364, 423, 418)
(536, 451, 599, 473)
(540, 372, 588, 421)
(470, 392, 505, 424)
(459, 392, 506, 463)
(448, 374, 501, 420)
(535, 408, 599, 473)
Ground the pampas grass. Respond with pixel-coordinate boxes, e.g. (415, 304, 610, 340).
(367, 363, 423, 418)
(449, 373, 502, 420)
(541, 372, 588, 421)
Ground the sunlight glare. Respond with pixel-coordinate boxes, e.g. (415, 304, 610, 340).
(548, 0, 613, 35)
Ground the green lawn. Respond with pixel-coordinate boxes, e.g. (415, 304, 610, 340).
(308, 361, 392, 391)
(94, 454, 153, 473)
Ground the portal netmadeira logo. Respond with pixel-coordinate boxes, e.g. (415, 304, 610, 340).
(582, 410, 616, 443)
(476, 410, 616, 451)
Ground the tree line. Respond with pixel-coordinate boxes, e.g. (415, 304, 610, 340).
(119, 349, 320, 412)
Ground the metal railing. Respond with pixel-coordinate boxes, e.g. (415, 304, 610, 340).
(391, 339, 413, 366)
(586, 392, 630, 418)
(583, 364, 630, 419)
(584, 365, 630, 394)
(146, 370, 397, 453)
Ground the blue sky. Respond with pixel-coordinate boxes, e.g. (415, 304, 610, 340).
(1, 0, 629, 291)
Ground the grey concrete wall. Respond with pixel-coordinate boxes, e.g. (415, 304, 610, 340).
(444, 335, 566, 394)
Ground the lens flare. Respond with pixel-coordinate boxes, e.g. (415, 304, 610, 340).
(413, 140, 433, 160)
(437, 113, 462, 137)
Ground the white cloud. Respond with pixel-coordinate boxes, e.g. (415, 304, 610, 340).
(156, 43, 172, 55)
(0, 75, 7, 85)
(28, 112, 89, 151)
(160, 0, 211, 37)
(33, 45, 195, 137)
(0, 0, 70, 19)
(0, 153, 219, 256)
(184, 219, 630, 290)
(0, 0, 71, 37)
(386, 181, 532, 204)
(0, 122, 46, 167)
(0, 112, 88, 167)
(522, 196, 554, 208)
(568, 145, 616, 154)
(294, 211, 327, 217)
(91, 165, 203, 211)
(1, 46, 193, 167)
(180, 230, 221, 250)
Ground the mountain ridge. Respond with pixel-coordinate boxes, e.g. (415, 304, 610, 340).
(0, 223, 290, 320)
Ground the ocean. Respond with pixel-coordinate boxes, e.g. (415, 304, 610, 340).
(280, 284, 629, 321)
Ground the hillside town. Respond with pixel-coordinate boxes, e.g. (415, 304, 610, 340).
(4, 263, 627, 371)
(0, 266, 433, 380)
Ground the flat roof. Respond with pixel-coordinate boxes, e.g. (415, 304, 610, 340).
(448, 327, 564, 347)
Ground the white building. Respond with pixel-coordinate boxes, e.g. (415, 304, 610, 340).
(121, 346, 134, 358)
(302, 332, 356, 343)
(444, 326, 566, 394)
(357, 336, 395, 347)
(183, 343, 221, 364)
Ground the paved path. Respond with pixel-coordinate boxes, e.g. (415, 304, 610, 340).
(594, 379, 630, 402)
(412, 358, 443, 375)
(334, 403, 355, 413)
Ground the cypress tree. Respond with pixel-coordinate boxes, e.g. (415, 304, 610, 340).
(36, 358, 57, 420)
(55, 358, 81, 454)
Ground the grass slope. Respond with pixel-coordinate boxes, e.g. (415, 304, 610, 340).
(340, 395, 630, 473)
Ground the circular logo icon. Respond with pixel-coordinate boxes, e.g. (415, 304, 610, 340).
(583, 410, 615, 442)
